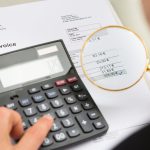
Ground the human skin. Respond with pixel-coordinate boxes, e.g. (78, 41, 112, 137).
(142, 0, 150, 25)
(0, 107, 53, 150)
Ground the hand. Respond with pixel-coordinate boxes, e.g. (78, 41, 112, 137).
(0, 107, 53, 150)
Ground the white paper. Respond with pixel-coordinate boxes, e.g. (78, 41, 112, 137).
(0, 0, 150, 150)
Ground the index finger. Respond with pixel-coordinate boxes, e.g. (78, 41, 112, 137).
(16, 115, 53, 150)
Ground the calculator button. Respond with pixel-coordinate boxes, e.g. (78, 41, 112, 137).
(46, 90, 58, 99)
(70, 104, 82, 114)
(24, 107, 37, 117)
(77, 93, 88, 101)
(51, 98, 64, 108)
(37, 103, 50, 112)
(22, 121, 28, 130)
(32, 94, 45, 103)
(56, 108, 69, 118)
(61, 118, 75, 128)
(42, 83, 53, 90)
(51, 121, 61, 132)
(54, 132, 67, 142)
(71, 84, 82, 92)
(55, 80, 67, 86)
(76, 115, 93, 133)
(93, 119, 105, 129)
(82, 102, 94, 110)
(59, 86, 71, 95)
(67, 76, 78, 83)
(19, 98, 32, 107)
(67, 128, 80, 138)
(65, 95, 77, 104)
(29, 116, 39, 125)
(42, 137, 53, 147)
(28, 87, 40, 94)
(6, 103, 17, 110)
(87, 110, 100, 120)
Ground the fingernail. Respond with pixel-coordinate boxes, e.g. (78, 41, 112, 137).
(43, 115, 53, 121)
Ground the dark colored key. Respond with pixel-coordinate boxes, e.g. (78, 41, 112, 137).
(82, 101, 94, 110)
(24, 107, 37, 117)
(56, 108, 69, 118)
(46, 90, 58, 99)
(70, 104, 82, 114)
(55, 80, 67, 86)
(67, 76, 78, 83)
(28, 87, 40, 94)
(51, 98, 64, 108)
(6, 103, 17, 110)
(32, 94, 45, 103)
(87, 110, 100, 120)
(77, 93, 88, 101)
(54, 132, 67, 142)
(67, 128, 80, 138)
(29, 116, 40, 125)
(19, 98, 32, 107)
(37, 103, 50, 112)
(65, 95, 77, 104)
(22, 121, 28, 130)
(59, 86, 71, 95)
(51, 121, 61, 132)
(93, 119, 105, 129)
(42, 137, 53, 147)
(42, 83, 53, 90)
(61, 118, 75, 128)
(71, 83, 82, 92)
(76, 115, 93, 133)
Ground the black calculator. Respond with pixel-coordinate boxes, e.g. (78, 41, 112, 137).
(0, 40, 108, 149)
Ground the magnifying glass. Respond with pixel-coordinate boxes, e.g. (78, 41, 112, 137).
(81, 26, 150, 91)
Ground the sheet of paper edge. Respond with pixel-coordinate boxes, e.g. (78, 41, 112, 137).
(106, 0, 122, 25)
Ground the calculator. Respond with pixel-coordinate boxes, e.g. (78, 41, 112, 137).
(0, 40, 108, 149)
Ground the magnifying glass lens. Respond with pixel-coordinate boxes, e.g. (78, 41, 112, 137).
(81, 27, 148, 91)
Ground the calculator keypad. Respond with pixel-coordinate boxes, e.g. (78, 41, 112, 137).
(6, 103, 17, 110)
(28, 87, 40, 94)
(65, 95, 77, 104)
(51, 99, 64, 108)
(37, 103, 50, 112)
(67, 128, 80, 137)
(46, 90, 58, 99)
(2, 75, 108, 150)
(19, 98, 32, 107)
(24, 107, 37, 117)
(32, 94, 45, 103)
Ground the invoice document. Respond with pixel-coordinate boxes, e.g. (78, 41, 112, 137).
(0, 0, 150, 149)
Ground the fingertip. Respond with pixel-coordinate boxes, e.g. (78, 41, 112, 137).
(40, 115, 54, 129)
(43, 115, 54, 122)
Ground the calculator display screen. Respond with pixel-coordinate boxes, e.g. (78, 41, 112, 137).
(0, 56, 64, 88)
(0, 41, 72, 93)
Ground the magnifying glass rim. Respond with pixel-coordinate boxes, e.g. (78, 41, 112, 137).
(80, 25, 149, 91)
